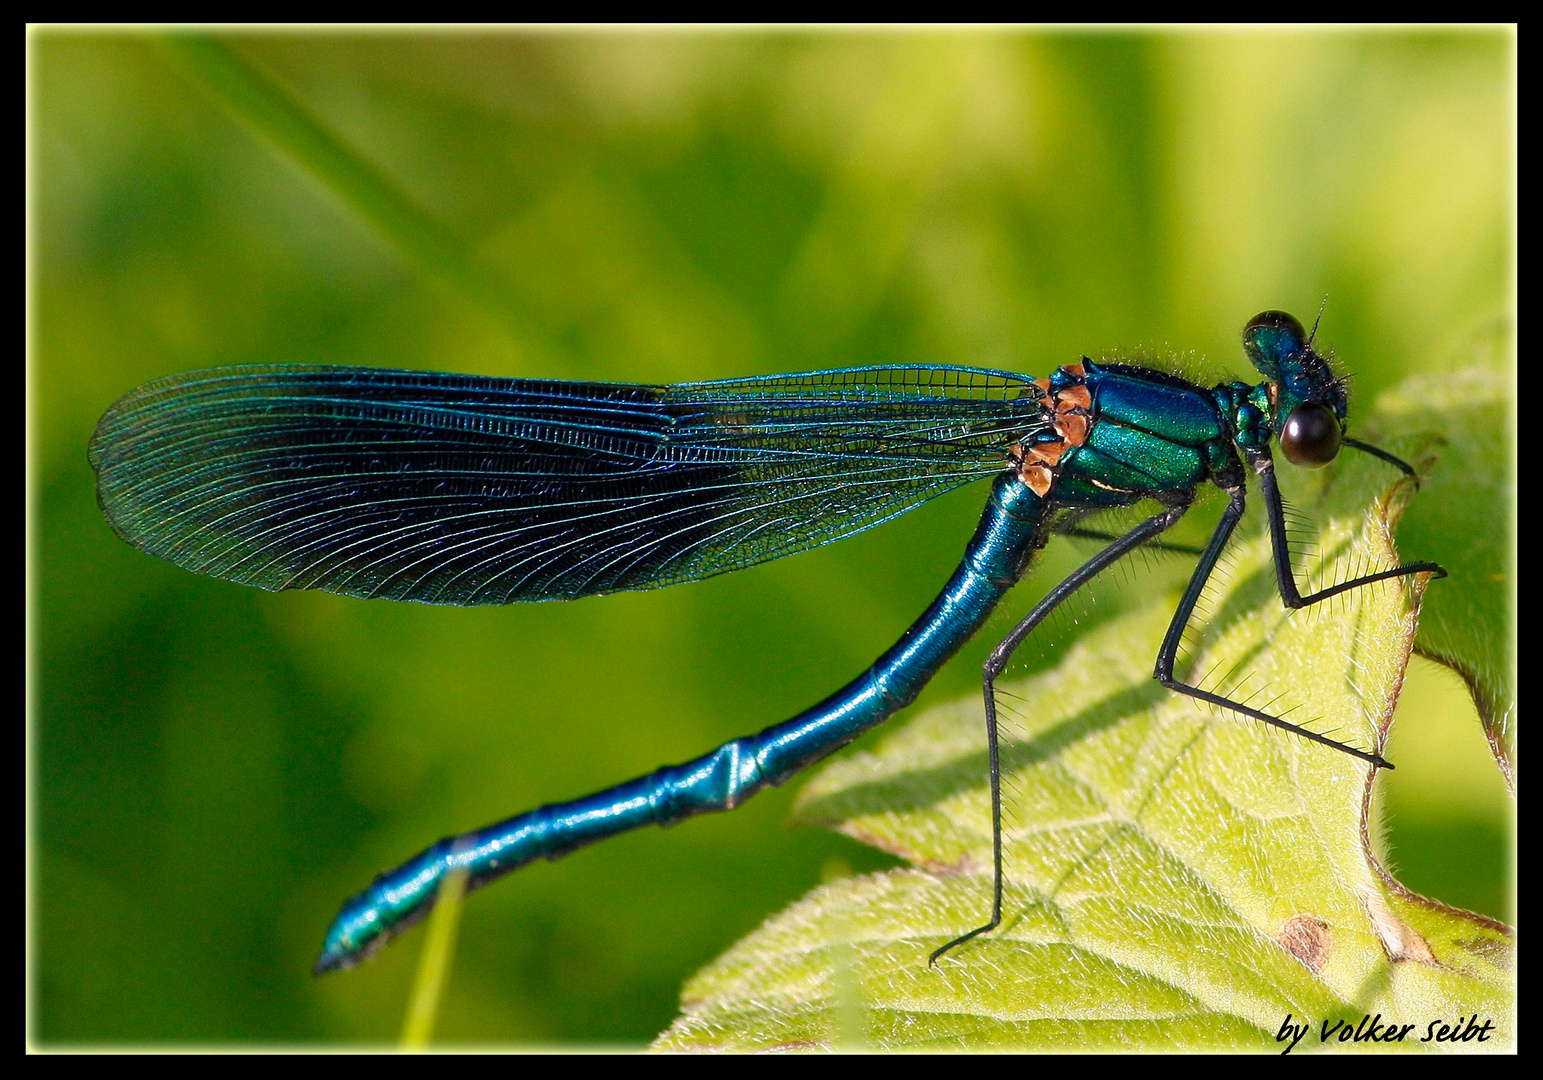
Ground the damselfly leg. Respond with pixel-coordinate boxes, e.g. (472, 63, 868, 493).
(932, 442, 1443, 965)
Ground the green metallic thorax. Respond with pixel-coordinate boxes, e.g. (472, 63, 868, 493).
(1047, 359, 1266, 510)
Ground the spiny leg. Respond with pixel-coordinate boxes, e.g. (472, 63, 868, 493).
(1255, 458, 1445, 608)
(1152, 482, 1395, 769)
(1058, 526, 1205, 557)
(929, 499, 1192, 966)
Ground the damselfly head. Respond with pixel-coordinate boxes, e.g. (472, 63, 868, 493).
(1244, 310, 1349, 470)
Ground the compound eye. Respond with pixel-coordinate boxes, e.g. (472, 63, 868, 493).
(1279, 403, 1342, 468)
(1243, 311, 1310, 377)
(1245, 310, 1307, 343)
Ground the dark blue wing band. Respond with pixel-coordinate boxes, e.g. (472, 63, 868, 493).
(90, 365, 1047, 604)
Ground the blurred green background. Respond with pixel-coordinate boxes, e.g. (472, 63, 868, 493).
(31, 30, 1513, 1046)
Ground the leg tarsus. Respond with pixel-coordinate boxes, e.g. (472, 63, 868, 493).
(930, 918, 1000, 966)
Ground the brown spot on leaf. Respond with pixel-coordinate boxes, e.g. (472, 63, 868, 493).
(1453, 936, 1515, 970)
(1278, 915, 1333, 974)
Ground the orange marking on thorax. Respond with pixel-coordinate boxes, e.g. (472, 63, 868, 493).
(1006, 363, 1095, 496)
(1049, 377, 1092, 448)
(1054, 412, 1090, 445)
(1026, 440, 1066, 466)
(1020, 463, 1052, 495)
(1057, 384, 1092, 412)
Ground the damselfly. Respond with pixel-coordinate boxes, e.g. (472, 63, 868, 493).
(88, 310, 1441, 973)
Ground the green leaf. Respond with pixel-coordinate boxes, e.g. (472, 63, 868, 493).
(655, 378, 1514, 1052)
(1361, 337, 1515, 789)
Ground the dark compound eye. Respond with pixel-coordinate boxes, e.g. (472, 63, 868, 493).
(1279, 403, 1342, 468)
(1245, 310, 1307, 342)
(1243, 311, 1310, 379)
